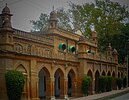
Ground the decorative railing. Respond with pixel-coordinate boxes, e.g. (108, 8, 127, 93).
(13, 29, 54, 46)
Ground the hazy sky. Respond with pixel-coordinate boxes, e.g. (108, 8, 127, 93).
(0, 0, 129, 32)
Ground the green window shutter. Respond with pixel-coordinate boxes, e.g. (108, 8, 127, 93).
(69, 46, 76, 53)
(58, 43, 66, 51)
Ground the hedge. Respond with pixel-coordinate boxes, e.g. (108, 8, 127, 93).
(116, 78, 123, 90)
(5, 70, 25, 100)
(82, 75, 91, 96)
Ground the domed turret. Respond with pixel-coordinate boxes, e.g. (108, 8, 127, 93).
(91, 31, 98, 43)
(2, 3, 10, 14)
(49, 6, 58, 28)
(107, 43, 112, 51)
(50, 10, 57, 21)
(113, 48, 118, 55)
(107, 43, 112, 56)
(0, 3, 13, 29)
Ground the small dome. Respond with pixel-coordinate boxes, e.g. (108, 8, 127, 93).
(50, 10, 57, 20)
(2, 3, 10, 14)
(113, 49, 118, 55)
(49, 6, 57, 21)
(92, 31, 97, 38)
(107, 43, 112, 51)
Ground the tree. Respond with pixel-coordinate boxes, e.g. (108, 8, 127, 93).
(30, 0, 129, 63)
(68, 0, 129, 63)
(30, 13, 49, 32)
(98, 76, 107, 92)
(81, 75, 91, 96)
(116, 78, 123, 90)
(95, 0, 129, 52)
(68, 2, 102, 37)
(106, 76, 113, 92)
(30, 8, 72, 32)
(5, 70, 25, 100)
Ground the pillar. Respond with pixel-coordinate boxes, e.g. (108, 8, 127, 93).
(47, 77, 55, 99)
(92, 78, 95, 94)
(64, 78, 68, 99)
(60, 79, 65, 98)
(30, 60, 39, 100)
(72, 78, 77, 97)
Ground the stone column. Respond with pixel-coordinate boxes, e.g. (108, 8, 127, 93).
(92, 78, 95, 94)
(72, 78, 77, 97)
(30, 60, 39, 100)
(64, 78, 68, 99)
(60, 79, 65, 98)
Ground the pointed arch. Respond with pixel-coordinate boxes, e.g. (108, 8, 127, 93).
(54, 68, 64, 97)
(87, 70, 93, 95)
(16, 64, 27, 74)
(15, 64, 27, 99)
(67, 69, 76, 97)
(112, 71, 115, 78)
(38, 67, 50, 99)
(107, 71, 111, 76)
(118, 72, 120, 78)
(95, 70, 100, 93)
(112, 71, 116, 90)
(102, 70, 106, 76)
(121, 72, 123, 78)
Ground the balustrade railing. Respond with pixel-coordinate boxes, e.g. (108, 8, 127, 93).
(13, 29, 54, 46)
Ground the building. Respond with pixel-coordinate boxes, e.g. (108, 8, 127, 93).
(0, 4, 127, 100)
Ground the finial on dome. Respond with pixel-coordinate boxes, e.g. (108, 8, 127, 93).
(2, 3, 11, 14)
(52, 5, 54, 11)
(107, 43, 112, 51)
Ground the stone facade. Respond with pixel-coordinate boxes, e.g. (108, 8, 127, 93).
(0, 5, 127, 100)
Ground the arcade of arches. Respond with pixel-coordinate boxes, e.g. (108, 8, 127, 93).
(0, 4, 128, 100)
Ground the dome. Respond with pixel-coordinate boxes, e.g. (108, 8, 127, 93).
(107, 43, 112, 51)
(2, 3, 10, 14)
(49, 6, 57, 21)
(113, 49, 118, 55)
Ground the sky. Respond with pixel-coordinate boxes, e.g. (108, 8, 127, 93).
(0, 0, 129, 32)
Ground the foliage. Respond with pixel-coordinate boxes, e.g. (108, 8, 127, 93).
(56, 8, 72, 30)
(30, 0, 129, 63)
(30, 13, 49, 32)
(116, 78, 123, 90)
(106, 76, 113, 92)
(98, 76, 107, 92)
(81, 75, 91, 96)
(95, 0, 129, 52)
(5, 70, 25, 100)
(123, 76, 127, 88)
(30, 8, 72, 32)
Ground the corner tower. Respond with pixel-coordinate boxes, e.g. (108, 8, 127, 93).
(0, 3, 14, 51)
(48, 6, 58, 29)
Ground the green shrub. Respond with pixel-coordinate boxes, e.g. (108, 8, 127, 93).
(82, 75, 91, 96)
(116, 78, 123, 90)
(5, 70, 25, 100)
(123, 77, 127, 88)
(98, 76, 107, 92)
(106, 76, 113, 92)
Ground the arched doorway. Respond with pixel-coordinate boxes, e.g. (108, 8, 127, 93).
(68, 69, 76, 97)
(16, 64, 27, 100)
(38, 67, 50, 99)
(118, 72, 120, 78)
(112, 71, 116, 90)
(95, 70, 100, 93)
(87, 70, 93, 95)
(102, 71, 106, 76)
(54, 68, 64, 98)
(107, 71, 111, 76)
(121, 73, 123, 78)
